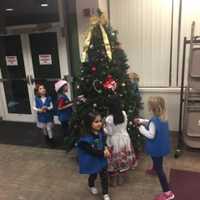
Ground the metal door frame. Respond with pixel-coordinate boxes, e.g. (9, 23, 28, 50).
(0, 28, 71, 122)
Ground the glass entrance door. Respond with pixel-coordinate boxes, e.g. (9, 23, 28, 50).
(29, 32, 61, 107)
(0, 31, 70, 122)
(0, 35, 33, 121)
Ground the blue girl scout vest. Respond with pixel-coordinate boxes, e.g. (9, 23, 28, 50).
(77, 132, 107, 174)
(57, 94, 73, 122)
(145, 117, 171, 157)
(35, 96, 53, 123)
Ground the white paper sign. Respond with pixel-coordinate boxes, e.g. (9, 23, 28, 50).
(6, 56, 18, 66)
(39, 54, 52, 65)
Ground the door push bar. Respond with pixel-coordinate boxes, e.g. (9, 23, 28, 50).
(0, 75, 74, 84)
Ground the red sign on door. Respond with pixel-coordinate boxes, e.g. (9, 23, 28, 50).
(5, 56, 18, 66)
(39, 54, 52, 65)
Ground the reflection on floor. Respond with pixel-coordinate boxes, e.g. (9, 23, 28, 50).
(0, 121, 65, 149)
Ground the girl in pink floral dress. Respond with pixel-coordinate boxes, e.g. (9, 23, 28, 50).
(104, 95, 137, 186)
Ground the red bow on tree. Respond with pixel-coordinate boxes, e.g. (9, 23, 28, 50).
(103, 75, 117, 91)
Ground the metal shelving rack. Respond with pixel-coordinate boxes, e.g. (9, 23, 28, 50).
(175, 21, 200, 157)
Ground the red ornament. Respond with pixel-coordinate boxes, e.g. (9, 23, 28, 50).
(91, 64, 97, 74)
(103, 75, 117, 91)
(91, 67, 96, 72)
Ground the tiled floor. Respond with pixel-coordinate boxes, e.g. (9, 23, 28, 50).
(0, 143, 200, 200)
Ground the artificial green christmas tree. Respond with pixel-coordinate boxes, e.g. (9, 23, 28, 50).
(69, 10, 143, 152)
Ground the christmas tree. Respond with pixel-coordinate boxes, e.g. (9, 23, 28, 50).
(69, 10, 143, 152)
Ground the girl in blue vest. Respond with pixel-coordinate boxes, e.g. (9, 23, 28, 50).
(33, 84, 54, 142)
(134, 96, 175, 200)
(55, 80, 73, 137)
(77, 112, 111, 200)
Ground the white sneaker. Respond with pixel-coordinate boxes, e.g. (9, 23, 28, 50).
(103, 194, 111, 200)
(89, 187, 98, 195)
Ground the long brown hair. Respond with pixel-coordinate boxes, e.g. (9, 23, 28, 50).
(34, 84, 46, 97)
(84, 112, 102, 134)
(108, 95, 124, 125)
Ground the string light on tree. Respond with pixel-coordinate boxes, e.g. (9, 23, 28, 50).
(129, 121, 133, 125)
(93, 103, 97, 108)
(91, 66, 96, 73)
(128, 109, 133, 113)
(122, 83, 126, 87)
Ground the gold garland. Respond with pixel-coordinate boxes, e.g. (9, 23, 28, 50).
(81, 14, 112, 63)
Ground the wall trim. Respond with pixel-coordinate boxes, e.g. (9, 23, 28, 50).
(140, 87, 181, 93)
(169, 0, 174, 86)
(176, 0, 183, 86)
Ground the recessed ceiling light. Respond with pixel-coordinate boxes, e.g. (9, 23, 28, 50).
(41, 3, 48, 7)
(5, 8, 14, 12)
(40, 0, 48, 7)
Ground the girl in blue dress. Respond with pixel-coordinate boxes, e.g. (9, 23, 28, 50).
(77, 112, 111, 200)
(33, 84, 54, 141)
(55, 80, 73, 137)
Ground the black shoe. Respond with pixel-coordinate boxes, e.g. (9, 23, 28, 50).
(45, 136, 55, 148)
(48, 138, 56, 148)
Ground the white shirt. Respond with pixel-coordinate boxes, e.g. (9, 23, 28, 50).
(138, 118, 156, 139)
(33, 97, 53, 112)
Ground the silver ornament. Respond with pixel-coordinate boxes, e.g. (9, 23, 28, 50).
(93, 103, 97, 107)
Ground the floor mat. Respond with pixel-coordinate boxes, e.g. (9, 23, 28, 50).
(0, 121, 67, 150)
(170, 168, 200, 200)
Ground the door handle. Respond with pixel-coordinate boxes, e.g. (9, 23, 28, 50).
(0, 78, 27, 82)
(26, 75, 35, 85)
(29, 75, 35, 84)
(26, 75, 30, 85)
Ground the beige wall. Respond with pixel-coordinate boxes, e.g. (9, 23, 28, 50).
(110, 0, 173, 87)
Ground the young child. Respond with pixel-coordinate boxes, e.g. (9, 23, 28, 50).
(33, 84, 54, 142)
(129, 72, 156, 176)
(55, 80, 73, 137)
(134, 96, 175, 200)
(77, 112, 111, 200)
(104, 95, 137, 186)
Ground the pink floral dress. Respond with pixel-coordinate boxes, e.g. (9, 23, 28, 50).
(104, 111, 137, 176)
